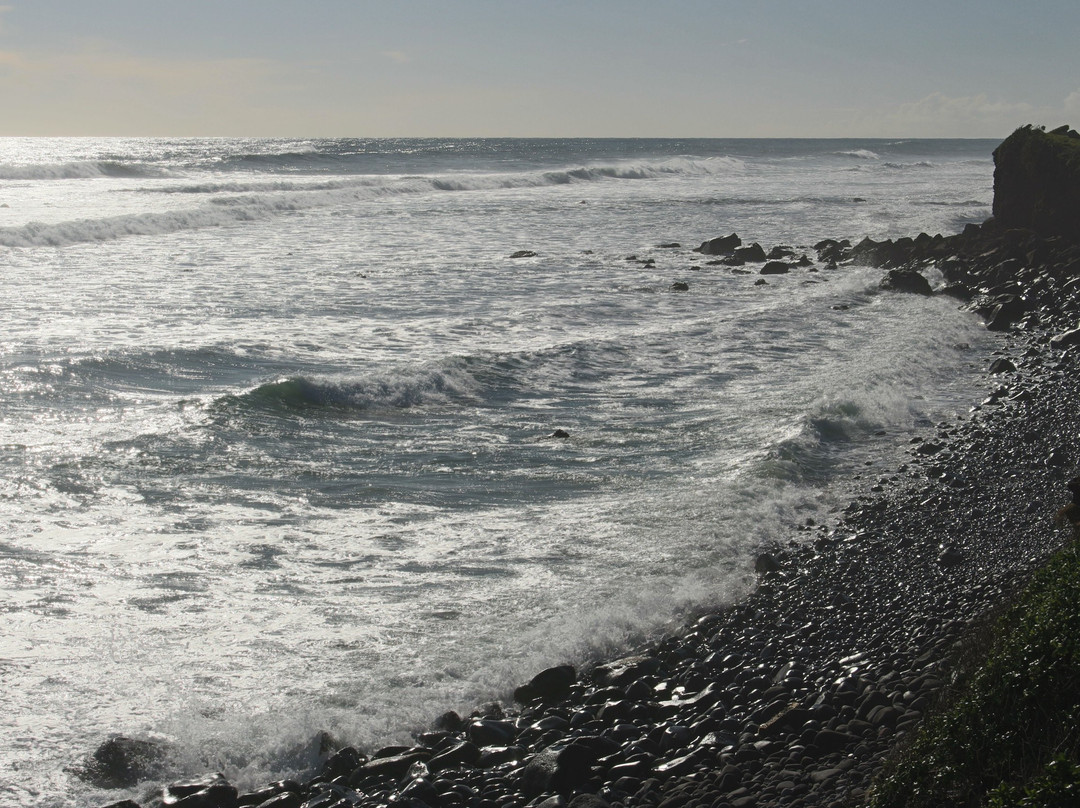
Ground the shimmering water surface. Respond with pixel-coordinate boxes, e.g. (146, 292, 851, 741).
(0, 137, 1000, 806)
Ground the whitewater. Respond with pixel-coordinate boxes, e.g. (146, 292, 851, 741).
(0, 137, 999, 807)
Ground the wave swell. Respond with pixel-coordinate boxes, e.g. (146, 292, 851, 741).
(225, 367, 479, 414)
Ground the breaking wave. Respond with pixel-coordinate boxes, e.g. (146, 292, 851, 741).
(224, 368, 480, 414)
(836, 149, 880, 160)
(882, 161, 936, 170)
(0, 161, 170, 180)
(0, 156, 745, 247)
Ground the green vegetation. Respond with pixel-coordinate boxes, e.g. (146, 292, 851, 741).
(868, 542, 1080, 808)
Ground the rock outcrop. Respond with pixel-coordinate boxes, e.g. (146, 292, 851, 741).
(992, 124, 1080, 240)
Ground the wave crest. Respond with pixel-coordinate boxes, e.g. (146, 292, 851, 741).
(0, 161, 169, 180)
(835, 149, 880, 160)
(226, 368, 478, 414)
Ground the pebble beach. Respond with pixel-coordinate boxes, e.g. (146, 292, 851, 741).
(85, 218, 1080, 808)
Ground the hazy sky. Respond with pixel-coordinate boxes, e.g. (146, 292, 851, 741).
(0, 1, 1077, 138)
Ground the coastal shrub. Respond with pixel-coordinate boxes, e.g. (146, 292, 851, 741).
(868, 543, 1080, 807)
(987, 756, 1080, 807)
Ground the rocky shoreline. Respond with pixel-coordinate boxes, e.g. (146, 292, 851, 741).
(93, 128, 1080, 808)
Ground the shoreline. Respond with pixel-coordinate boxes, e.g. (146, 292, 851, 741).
(89, 220, 1080, 808)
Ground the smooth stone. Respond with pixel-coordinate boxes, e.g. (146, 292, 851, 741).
(467, 719, 517, 746)
(246, 792, 301, 808)
(236, 780, 301, 807)
(348, 751, 429, 785)
(592, 655, 661, 687)
(428, 741, 481, 772)
(812, 729, 858, 754)
(162, 773, 233, 804)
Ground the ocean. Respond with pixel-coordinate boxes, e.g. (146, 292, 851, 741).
(0, 137, 1000, 807)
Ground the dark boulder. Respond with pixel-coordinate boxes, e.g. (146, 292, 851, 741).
(161, 773, 237, 807)
(514, 664, 577, 704)
(693, 233, 742, 255)
(70, 735, 167, 789)
(428, 741, 481, 772)
(432, 710, 464, 732)
(510, 250, 538, 259)
(467, 719, 517, 746)
(760, 261, 791, 275)
(592, 654, 661, 687)
(815, 238, 852, 264)
(670, 281, 689, 292)
(979, 294, 1030, 331)
(851, 237, 910, 268)
(879, 269, 932, 295)
(1050, 326, 1080, 348)
(521, 737, 618, 796)
(237, 780, 302, 808)
(349, 750, 430, 785)
(733, 243, 767, 262)
(754, 553, 782, 575)
(992, 125, 1080, 241)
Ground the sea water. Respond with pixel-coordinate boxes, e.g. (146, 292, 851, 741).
(0, 137, 998, 806)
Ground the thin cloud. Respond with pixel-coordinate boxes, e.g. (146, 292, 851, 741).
(853, 92, 1036, 137)
(382, 50, 412, 65)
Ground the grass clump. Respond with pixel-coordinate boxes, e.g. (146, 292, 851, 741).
(868, 543, 1080, 807)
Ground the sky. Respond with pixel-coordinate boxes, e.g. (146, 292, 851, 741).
(0, 0, 1077, 138)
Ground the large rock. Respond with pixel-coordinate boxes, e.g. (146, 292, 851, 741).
(992, 124, 1080, 240)
(514, 664, 577, 704)
(592, 654, 661, 687)
(879, 269, 933, 295)
(70, 735, 167, 789)
(693, 233, 742, 255)
(161, 773, 237, 807)
(760, 261, 791, 275)
(734, 243, 767, 262)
